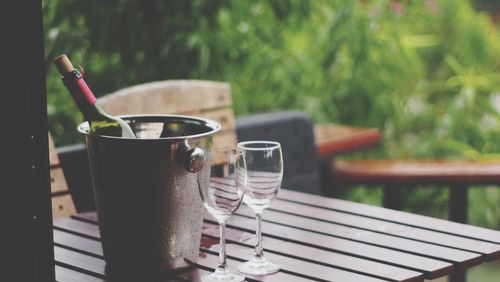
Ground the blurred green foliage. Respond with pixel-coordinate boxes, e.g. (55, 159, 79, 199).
(43, 0, 500, 229)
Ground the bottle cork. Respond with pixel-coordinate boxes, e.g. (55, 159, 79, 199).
(54, 54, 74, 75)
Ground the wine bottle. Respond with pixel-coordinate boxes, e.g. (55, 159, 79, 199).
(54, 54, 136, 138)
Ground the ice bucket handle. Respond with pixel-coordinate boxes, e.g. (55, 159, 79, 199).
(177, 143, 205, 173)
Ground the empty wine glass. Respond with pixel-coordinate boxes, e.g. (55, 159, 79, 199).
(197, 148, 247, 282)
(236, 141, 283, 275)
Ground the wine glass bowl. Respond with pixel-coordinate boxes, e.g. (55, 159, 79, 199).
(243, 170, 281, 212)
(197, 148, 246, 282)
(236, 141, 283, 276)
(204, 175, 244, 221)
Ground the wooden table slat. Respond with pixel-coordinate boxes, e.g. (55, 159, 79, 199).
(54, 246, 106, 278)
(54, 229, 103, 256)
(278, 189, 500, 245)
(55, 217, 100, 239)
(55, 265, 104, 282)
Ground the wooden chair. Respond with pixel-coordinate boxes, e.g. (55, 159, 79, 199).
(98, 80, 237, 149)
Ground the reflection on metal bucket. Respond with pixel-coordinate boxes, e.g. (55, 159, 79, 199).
(78, 114, 220, 279)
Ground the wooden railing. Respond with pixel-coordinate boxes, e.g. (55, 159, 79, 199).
(314, 125, 500, 224)
(314, 124, 381, 156)
(328, 160, 500, 224)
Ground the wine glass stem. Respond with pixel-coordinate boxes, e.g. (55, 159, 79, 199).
(254, 212, 264, 259)
(217, 219, 228, 271)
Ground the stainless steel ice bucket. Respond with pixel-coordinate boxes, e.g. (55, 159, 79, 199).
(78, 114, 220, 280)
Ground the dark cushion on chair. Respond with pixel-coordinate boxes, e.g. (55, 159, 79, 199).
(236, 111, 321, 195)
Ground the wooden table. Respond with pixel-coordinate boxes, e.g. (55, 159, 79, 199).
(53, 189, 500, 281)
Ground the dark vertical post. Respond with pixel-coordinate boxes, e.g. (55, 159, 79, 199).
(1, 1, 55, 281)
(320, 159, 337, 197)
(383, 185, 403, 210)
(449, 185, 468, 223)
(449, 185, 468, 282)
(450, 267, 466, 282)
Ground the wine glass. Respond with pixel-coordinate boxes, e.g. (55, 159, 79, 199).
(197, 148, 247, 282)
(236, 141, 283, 275)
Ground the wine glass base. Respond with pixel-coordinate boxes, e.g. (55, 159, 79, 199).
(201, 269, 245, 282)
(237, 257, 280, 275)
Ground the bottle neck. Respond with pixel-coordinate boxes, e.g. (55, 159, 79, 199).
(61, 70, 101, 121)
